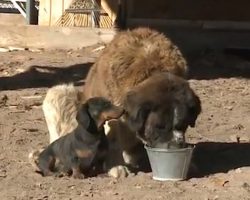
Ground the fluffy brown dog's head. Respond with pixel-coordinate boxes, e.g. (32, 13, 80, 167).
(123, 73, 201, 148)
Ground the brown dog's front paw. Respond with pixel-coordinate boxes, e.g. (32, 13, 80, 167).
(108, 165, 131, 178)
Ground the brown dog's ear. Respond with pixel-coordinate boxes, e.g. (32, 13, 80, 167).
(76, 103, 90, 129)
(124, 91, 137, 106)
(187, 90, 201, 127)
(124, 91, 151, 132)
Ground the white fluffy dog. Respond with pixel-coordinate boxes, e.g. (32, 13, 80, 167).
(42, 84, 84, 143)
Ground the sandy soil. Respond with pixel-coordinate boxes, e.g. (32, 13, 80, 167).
(0, 46, 250, 200)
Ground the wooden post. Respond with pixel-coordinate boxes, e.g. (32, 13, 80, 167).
(115, 0, 126, 29)
(26, 0, 38, 24)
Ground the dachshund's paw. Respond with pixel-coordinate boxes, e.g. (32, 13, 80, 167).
(72, 172, 85, 179)
(42, 170, 54, 177)
(108, 165, 131, 178)
(54, 171, 68, 178)
(28, 148, 44, 171)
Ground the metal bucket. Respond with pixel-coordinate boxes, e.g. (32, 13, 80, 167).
(145, 145, 194, 181)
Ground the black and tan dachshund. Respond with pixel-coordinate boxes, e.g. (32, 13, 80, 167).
(36, 97, 124, 179)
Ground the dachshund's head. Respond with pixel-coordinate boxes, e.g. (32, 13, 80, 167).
(123, 73, 201, 148)
(77, 97, 124, 132)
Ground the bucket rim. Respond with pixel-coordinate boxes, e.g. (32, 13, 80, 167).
(152, 176, 186, 181)
(144, 144, 195, 153)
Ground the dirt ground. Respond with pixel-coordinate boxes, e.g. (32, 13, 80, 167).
(0, 46, 250, 200)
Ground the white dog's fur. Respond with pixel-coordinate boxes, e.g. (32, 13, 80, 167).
(42, 83, 84, 143)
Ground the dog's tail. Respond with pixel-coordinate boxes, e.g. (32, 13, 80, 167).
(28, 149, 43, 171)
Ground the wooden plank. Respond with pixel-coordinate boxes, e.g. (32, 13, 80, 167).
(203, 21, 250, 31)
(38, 0, 51, 25)
(127, 18, 250, 31)
(51, 0, 63, 25)
(65, 8, 104, 13)
(101, 0, 117, 23)
(127, 18, 203, 28)
(126, 0, 133, 18)
(39, 0, 73, 26)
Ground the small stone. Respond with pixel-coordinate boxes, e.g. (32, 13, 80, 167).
(134, 184, 142, 189)
(29, 48, 42, 52)
(227, 106, 233, 110)
(233, 124, 244, 130)
(229, 135, 240, 143)
(242, 182, 250, 192)
(213, 195, 219, 200)
(108, 180, 117, 185)
(230, 135, 249, 143)
(0, 169, 7, 178)
(108, 165, 129, 178)
(68, 185, 76, 189)
(235, 168, 242, 173)
(0, 95, 8, 107)
(8, 46, 26, 51)
(0, 47, 9, 52)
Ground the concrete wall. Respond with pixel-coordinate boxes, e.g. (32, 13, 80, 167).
(0, 25, 115, 50)
(0, 13, 26, 26)
(1, 23, 250, 58)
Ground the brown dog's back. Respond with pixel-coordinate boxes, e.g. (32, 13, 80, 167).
(84, 27, 188, 105)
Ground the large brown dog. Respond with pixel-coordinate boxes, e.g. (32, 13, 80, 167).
(83, 27, 201, 177)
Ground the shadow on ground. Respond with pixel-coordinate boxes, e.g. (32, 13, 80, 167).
(186, 48, 250, 80)
(190, 142, 250, 178)
(0, 62, 93, 91)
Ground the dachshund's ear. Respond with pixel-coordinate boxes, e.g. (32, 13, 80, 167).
(76, 103, 90, 129)
(124, 91, 150, 131)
